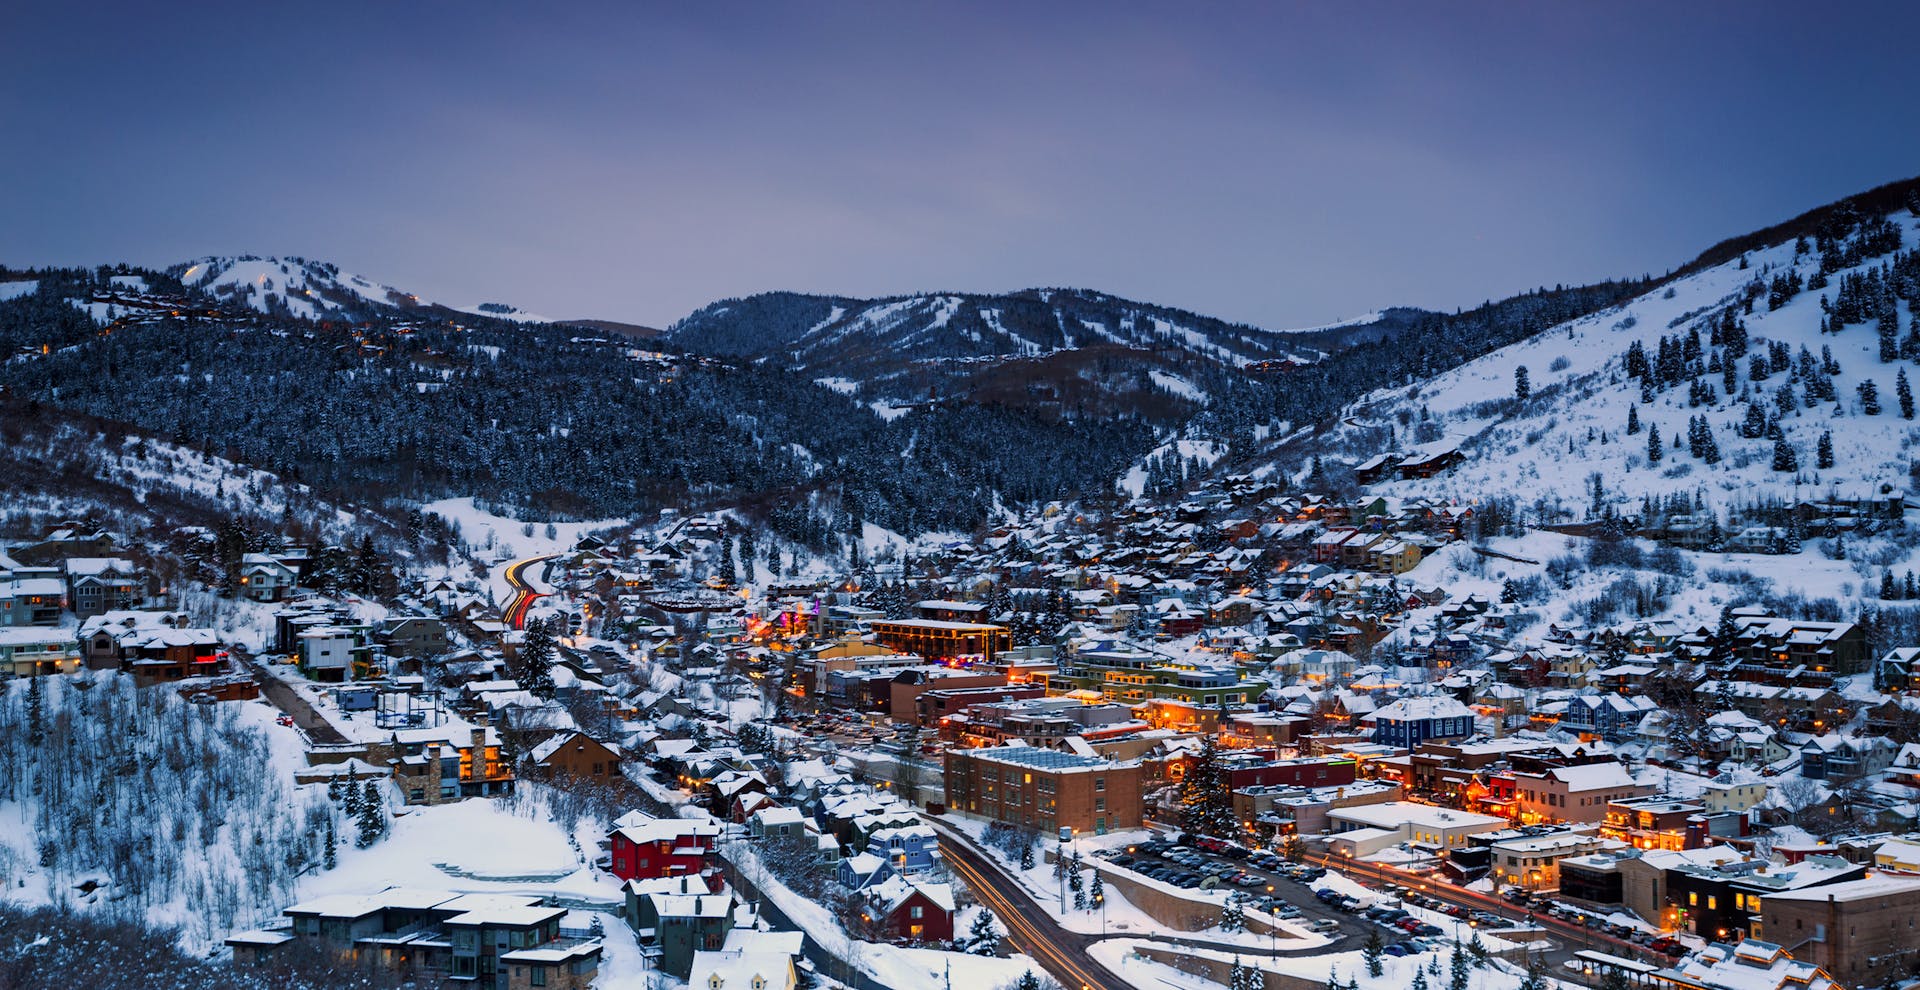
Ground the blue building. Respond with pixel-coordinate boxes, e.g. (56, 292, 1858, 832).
(1560, 693, 1659, 740)
(1365, 695, 1477, 748)
(866, 822, 940, 874)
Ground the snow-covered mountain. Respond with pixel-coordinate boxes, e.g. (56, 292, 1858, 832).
(171, 256, 550, 323)
(671, 288, 1322, 367)
(667, 287, 1334, 416)
(1299, 198, 1920, 514)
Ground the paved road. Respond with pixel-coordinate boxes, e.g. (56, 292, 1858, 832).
(717, 854, 897, 990)
(1304, 852, 1667, 969)
(501, 555, 555, 630)
(236, 649, 350, 745)
(937, 829, 1126, 990)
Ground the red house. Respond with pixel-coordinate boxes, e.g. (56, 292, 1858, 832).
(608, 811, 723, 890)
(861, 876, 955, 944)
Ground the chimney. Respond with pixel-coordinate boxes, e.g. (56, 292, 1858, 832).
(472, 728, 487, 750)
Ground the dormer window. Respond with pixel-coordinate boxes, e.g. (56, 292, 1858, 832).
(709, 974, 724, 990)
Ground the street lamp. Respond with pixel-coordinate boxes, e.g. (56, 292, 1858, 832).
(1267, 884, 1277, 955)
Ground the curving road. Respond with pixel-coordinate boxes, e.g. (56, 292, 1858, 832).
(500, 555, 556, 630)
(937, 830, 1125, 990)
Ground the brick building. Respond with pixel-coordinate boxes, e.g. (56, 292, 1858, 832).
(1755, 875, 1920, 988)
(944, 745, 1144, 835)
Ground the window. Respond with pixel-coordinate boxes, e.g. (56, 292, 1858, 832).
(1095, 798, 1106, 812)
(531, 967, 547, 987)
(1707, 896, 1717, 911)
(911, 906, 924, 919)
(1094, 777, 1105, 792)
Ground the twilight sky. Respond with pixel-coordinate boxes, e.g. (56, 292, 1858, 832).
(3, 3, 1917, 330)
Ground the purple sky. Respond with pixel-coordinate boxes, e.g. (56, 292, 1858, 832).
(3, 2, 1917, 329)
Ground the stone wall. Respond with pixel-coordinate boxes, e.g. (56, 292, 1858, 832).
(1054, 853, 1306, 942)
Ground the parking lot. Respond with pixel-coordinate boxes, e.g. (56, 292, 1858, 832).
(1095, 836, 1392, 950)
(1090, 829, 1699, 973)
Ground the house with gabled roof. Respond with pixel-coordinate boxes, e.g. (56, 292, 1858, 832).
(859, 875, 954, 945)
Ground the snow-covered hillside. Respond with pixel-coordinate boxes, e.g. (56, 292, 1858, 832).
(674, 288, 1321, 370)
(175, 256, 426, 320)
(172, 256, 548, 324)
(668, 287, 1323, 414)
(1320, 209, 1920, 513)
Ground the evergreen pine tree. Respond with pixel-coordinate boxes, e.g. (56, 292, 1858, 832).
(1364, 930, 1385, 977)
(1626, 404, 1640, 435)
(1449, 941, 1470, 990)
(1899, 369, 1914, 420)
(1019, 838, 1035, 871)
(515, 616, 558, 700)
(351, 533, 384, 595)
(1179, 736, 1235, 836)
(1015, 970, 1043, 990)
(323, 817, 337, 870)
(1220, 898, 1245, 933)
(1860, 380, 1882, 415)
(1646, 423, 1662, 465)
(1411, 969, 1431, 990)
(1088, 870, 1103, 912)
(1772, 435, 1796, 472)
(1517, 958, 1547, 990)
(355, 781, 385, 848)
(1514, 365, 1530, 401)
(26, 674, 44, 745)
(1817, 431, 1834, 470)
(966, 908, 999, 955)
